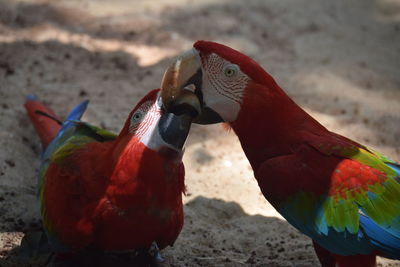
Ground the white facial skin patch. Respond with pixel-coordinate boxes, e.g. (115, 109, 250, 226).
(129, 93, 179, 152)
(200, 53, 250, 122)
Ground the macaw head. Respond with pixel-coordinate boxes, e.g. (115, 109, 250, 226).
(160, 40, 282, 125)
(120, 89, 200, 152)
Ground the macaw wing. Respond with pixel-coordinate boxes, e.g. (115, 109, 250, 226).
(37, 115, 117, 247)
(258, 132, 400, 258)
(39, 119, 117, 198)
(77, 122, 118, 141)
(306, 132, 400, 257)
(306, 131, 400, 231)
(41, 120, 117, 164)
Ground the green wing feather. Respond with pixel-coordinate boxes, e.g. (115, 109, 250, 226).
(304, 136, 400, 236)
(275, 138, 400, 257)
(48, 121, 117, 164)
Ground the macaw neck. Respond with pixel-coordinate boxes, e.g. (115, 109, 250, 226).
(231, 83, 326, 170)
(106, 133, 184, 199)
(107, 136, 166, 186)
(112, 110, 186, 161)
(110, 126, 182, 169)
(113, 135, 182, 162)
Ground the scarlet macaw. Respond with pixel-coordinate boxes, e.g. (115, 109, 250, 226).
(24, 89, 199, 264)
(160, 41, 400, 267)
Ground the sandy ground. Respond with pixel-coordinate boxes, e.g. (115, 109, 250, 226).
(0, 0, 400, 266)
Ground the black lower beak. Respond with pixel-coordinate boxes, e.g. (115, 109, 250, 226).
(158, 111, 194, 151)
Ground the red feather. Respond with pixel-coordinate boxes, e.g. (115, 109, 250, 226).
(43, 140, 184, 250)
(24, 97, 61, 149)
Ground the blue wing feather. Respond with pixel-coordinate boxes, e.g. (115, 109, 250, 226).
(277, 158, 400, 258)
(387, 163, 400, 184)
(360, 214, 400, 259)
(65, 100, 89, 121)
(41, 100, 89, 160)
(279, 199, 375, 256)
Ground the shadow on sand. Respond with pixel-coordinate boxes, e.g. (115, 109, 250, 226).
(0, 196, 317, 266)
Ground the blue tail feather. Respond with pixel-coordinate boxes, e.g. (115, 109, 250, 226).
(41, 100, 89, 160)
(26, 94, 39, 101)
(65, 100, 89, 122)
(57, 100, 89, 137)
(360, 214, 400, 259)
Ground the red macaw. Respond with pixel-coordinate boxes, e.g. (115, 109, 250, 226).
(160, 41, 400, 267)
(24, 89, 199, 264)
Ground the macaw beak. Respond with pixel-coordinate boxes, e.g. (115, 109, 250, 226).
(158, 111, 194, 151)
(160, 48, 223, 124)
(157, 91, 201, 151)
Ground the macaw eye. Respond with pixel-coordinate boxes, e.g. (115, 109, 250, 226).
(132, 111, 143, 122)
(223, 64, 239, 78)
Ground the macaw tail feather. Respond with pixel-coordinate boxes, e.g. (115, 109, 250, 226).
(34, 110, 63, 125)
(24, 95, 62, 149)
(54, 100, 89, 139)
(65, 100, 89, 122)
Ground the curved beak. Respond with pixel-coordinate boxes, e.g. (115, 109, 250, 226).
(160, 48, 223, 124)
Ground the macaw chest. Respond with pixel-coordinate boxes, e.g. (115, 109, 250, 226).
(92, 193, 184, 250)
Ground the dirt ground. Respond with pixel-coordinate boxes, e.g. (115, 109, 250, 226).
(0, 0, 399, 266)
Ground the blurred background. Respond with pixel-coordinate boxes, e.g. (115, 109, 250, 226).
(0, 0, 399, 266)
